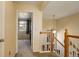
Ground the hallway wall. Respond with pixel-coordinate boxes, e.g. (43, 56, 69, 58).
(0, 2, 4, 39)
(0, 1, 5, 57)
(14, 2, 42, 52)
(4, 2, 16, 56)
(43, 19, 56, 31)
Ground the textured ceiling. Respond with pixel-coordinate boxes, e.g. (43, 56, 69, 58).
(43, 1, 79, 20)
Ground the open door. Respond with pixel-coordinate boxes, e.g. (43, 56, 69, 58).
(16, 12, 33, 56)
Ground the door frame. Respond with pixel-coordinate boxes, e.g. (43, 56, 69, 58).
(16, 10, 33, 53)
(16, 10, 18, 53)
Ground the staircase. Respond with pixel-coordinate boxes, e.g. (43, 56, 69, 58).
(40, 29, 79, 57)
(40, 31, 62, 57)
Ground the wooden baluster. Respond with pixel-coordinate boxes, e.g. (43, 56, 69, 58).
(64, 29, 69, 57)
(50, 32, 54, 52)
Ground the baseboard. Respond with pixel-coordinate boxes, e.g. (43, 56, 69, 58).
(39, 51, 51, 53)
(14, 52, 18, 57)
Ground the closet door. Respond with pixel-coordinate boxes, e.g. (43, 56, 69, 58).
(0, 2, 5, 57)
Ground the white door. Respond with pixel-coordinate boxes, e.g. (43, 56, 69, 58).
(0, 2, 5, 57)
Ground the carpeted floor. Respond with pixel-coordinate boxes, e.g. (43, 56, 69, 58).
(15, 40, 35, 57)
(15, 40, 58, 57)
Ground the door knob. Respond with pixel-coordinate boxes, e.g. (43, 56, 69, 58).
(0, 39, 4, 42)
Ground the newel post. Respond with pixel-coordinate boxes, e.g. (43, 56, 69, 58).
(64, 29, 69, 57)
(50, 31, 54, 52)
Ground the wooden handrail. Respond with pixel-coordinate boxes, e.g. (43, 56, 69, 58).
(68, 35, 79, 39)
(54, 37, 64, 47)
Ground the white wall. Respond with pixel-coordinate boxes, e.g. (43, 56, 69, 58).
(33, 10, 42, 52)
(56, 13, 79, 56)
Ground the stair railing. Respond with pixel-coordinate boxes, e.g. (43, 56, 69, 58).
(54, 37, 64, 48)
(54, 37, 64, 56)
(40, 31, 54, 52)
(64, 29, 79, 57)
(40, 29, 79, 57)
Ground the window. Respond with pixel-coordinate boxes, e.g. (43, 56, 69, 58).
(19, 21, 27, 32)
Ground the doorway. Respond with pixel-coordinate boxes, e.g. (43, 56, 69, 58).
(16, 12, 33, 56)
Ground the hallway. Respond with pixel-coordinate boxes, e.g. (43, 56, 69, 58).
(16, 40, 34, 57)
(15, 40, 58, 57)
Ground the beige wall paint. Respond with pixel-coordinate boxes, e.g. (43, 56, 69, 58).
(15, 2, 42, 52)
(14, 2, 38, 11)
(0, 2, 3, 38)
(43, 19, 56, 31)
(0, 1, 5, 57)
(56, 13, 79, 56)
(4, 2, 16, 56)
(0, 2, 4, 39)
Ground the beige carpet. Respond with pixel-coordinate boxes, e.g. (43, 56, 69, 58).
(15, 40, 58, 57)
(15, 40, 34, 57)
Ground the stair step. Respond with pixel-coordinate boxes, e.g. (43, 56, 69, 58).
(39, 51, 58, 57)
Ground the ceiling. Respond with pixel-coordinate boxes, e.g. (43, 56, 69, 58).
(43, 1, 79, 20)
(15, 1, 79, 20)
